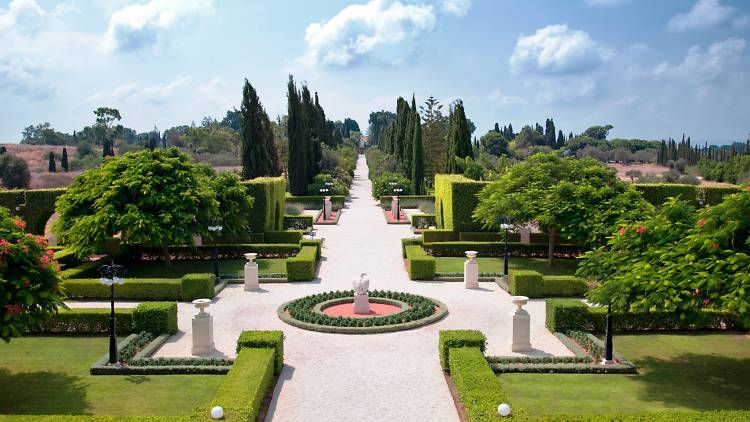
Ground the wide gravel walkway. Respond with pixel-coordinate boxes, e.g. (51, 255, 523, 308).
(77, 155, 572, 421)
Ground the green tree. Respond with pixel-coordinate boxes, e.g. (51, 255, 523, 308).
(287, 75, 308, 195)
(0, 155, 30, 189)
(47, 151, 56, 172)
(480, 130, 508, 156)
(368, 111, 396, 148)
(418, 96, 449, 182)
(411, 109, 424, 194)
(0, 208, 65, 341)
(240, 79, 274, 179)
(94, 107, 121, 157)
(583, 125, 614, 140)
(301, 85, 321, 184)
(445, 100, 472, 174)
(54, 148, 218, 262)
(474, 153, 651, 266)
(333, 127, 343, 147)
(209, 172, 255, 239)
(61, 147, 69, 172)
(556, 130, 566, 149)
(513, 125, 544, 149)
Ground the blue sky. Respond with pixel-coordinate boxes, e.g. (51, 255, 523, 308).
(1, 0, 749, 143)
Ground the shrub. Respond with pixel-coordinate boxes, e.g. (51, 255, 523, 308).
(634, 183, 739, 207)
(411, 213, 436, 229)
(236, 330, 284, 374)
(300, 239, 322, 259)
(53, 248, 81, 268)
(33, 308, 135, 334)
(438, 330, 486, 371)
(0, 154, 31, 189)
(379, 195, 434, 210)
(543, 276, 588, 297)
(241, 177, 286, 233)
(180, 273, 215, 301)
(459, 232, 502, 242)
(371, 172, 414, 199)
(286, 246, 318, 281)
(264, 230, 303, 244)
(210, 348, 275, 422)
(434, 174, 488, 232)
(61, 278, 183, 301)
(307, 172, 349, 196)
(422, 229, 458, 243)
(508, 270, 544, 298)
(284, 214, 313, 231)
(423, 241, 584, 258)
(401, 237, 423, 257)
(286, 195, 346, 210)
(133, 302, 178, 335)
(404, 245, 435, 280)
(135, 244, 300, 260)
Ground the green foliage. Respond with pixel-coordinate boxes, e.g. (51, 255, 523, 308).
(132, 302, 178, 335)
(508, 270, 544, 298)
(379, 195, 434, 210)
(446, 100, 473, 174)
(459, 232, 503, 242)
(422, 229, 458, 242)
(423, 241, 583, 258)
(287, 75, 308, 195)
(545, 299, 595, 333)
(543, 276, 588, 297)
(33, 307, 135, 334)
(0, 154, 31, 189)
(434, 174, 489, 232)
(286, 195, 346, 210)
(210, 348, 275, 422)
(0, 189, 65, 234)
(241, 176, 286, 233)
(236, 330, 284, 374)
(264, 230, 303, 244)
(307, 172, 349, 196)
(634, 183, 739, 207)
(300, 239, 322, 259)
(404, 244, 436, 280)
(61, 275, 213, 301)
(286, 246, 318, 281)
(411, 214, 437, 229)
(54, 148, 217, 258)
(240, 79, 279, 179)
(582, 124, 614, 140)
(480, 130, 509, 156)
(180, 273, 215, 301)
(0, 208, 65, 341)
(210, 172, 255, 239)
(371, 172, 414, 199)
(579, 190, 750, 326)
(699, 155, 750, 184)
(283, 214, 313, 231)
(438, 329, 486, 371)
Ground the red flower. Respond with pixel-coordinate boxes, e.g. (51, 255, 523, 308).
(4, 304, 22, 316)
(703, 298, 711, 306)
(618, 226, 626, 235)
(697, 219, 706, 228)
(636, 225, 646, 234)
(14, 218, 26, 230)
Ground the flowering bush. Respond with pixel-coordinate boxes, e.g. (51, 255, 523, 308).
(0, 207, 65, 341)
(578, 187, 750, 327)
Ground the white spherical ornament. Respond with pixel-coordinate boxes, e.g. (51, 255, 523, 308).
(210, 406, 224, 420)
(498, 403, 511, 417)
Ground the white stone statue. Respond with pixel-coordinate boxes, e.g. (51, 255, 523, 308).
(352, 273, 370, 314)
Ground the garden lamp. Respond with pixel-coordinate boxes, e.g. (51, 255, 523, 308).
(208, 219, 223, 279)
(99, 262, 126, 364)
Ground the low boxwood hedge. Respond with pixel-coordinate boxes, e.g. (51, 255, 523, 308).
(401, 237, 423, 257)
(422, 241, 584, 258)
(422, 229, 458, 243)
(286, 246, 318, 281)
(132, 302, 178, 335)
(33, 302, 177, 335)
(300, 239, 322, 259)
(507, 272, 588, 298)
(543, 276, 588, 297)
(264, 230, 303, 244)
(136, 244, 300, 260)
(508, 270, 544, 298)
(380, 195, 434, 210)
(404, 244, 436, 280)
(209, 348, 275, 422)
(459, 232, 503, 242)
(634, 183, 739, 207)
(61, 274, 215, 301)
(286, 195, 345, 210)
(546, 299, 742, 333)
(439, 329, 486, 371)
(180, 273, 215, 300)
(236, 330, 284, 375)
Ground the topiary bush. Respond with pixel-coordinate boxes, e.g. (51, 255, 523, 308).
(180, 273, 215, 301)
(371, 172, 414, 199)
(404, 244, 435, 280)
(236, 330, 284, 374)
(422, 229, 458, 243)
(286, 246, 318, 281)
(61, 278, 183, 300)
(439, 329, 486, 371)
(543, 276, 588, 297)
(508, 270, 544, 298)
(434, 174, 489, 232)
(210, 348, 275, 422)
(133, 302, 178, 335)
(264, 230, 303, 244)
(33, 308, 136, 334)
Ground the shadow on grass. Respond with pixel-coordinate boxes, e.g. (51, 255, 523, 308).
(0, 369, 89, 414)
(633, 353, 750, 410)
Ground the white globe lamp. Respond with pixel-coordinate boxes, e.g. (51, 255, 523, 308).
(498, 403, 511, 417)
(210, 405, 224, 419)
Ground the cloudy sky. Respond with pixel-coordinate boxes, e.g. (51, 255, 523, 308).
(1, 0, 749, 143)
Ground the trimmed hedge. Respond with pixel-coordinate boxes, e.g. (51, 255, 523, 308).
(379, 195, 434, 210)
(508, 270, 544, 298)
(404, 244, 436, 280)
(61, 274, 214, 301)
(264, 230, 303, 244)
(0, 188, 65, 234)
(283, 214, 313, 231)
(210, 348, 275, 422)
(136, 244, 300, 260)
(434, 174, 489, 232)
(401, 237, 423, 257)
(411, 213, 437, 229)
(459, 232, 502, 242)
(286, 195, 345, 210)
(180, 273, 216, 300)
(439, 329, 486, 371)
(242, 177, 286, 233)
(34, 302, 177, 335)
(422, 229, 458, 243)
(236, 330, 284, 375)
(546, 299, 742, 333)
(543, 276, 588, 297)
(634, 183, 739, 207)
(53, 248, 82, 269)
(286, 246, 318, 281)
(423, 241, 584, 258)
(300, 239, 322, 259)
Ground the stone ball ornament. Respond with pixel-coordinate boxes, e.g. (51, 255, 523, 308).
(210, 405, 224, 419)
(498, 403, 511, 417)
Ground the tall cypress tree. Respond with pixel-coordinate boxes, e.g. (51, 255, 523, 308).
(556, 130, 565, 149)
(412, 112, 424, 194)
(61, 147, 69, 172)
(240, 79, 271, 179)
(287, 75, 308, 195)
(446, 100, 472, 174)
(494, 122, 500, 133)
(403, 95, 416, 176)
(394, 97, 410, 163)
(301, 85, 320, 183)
(48, 151, 56, 172)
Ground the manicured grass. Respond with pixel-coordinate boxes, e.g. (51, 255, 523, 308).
(0, 336, 224, 416)
(499, 333, 750, 416)
(434, 257, 578, 276)
(127, 258, 287, 278)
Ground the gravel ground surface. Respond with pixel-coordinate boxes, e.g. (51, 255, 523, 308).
(70, 155, 573, 421)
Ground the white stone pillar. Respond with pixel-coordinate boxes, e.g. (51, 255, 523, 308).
(191, 299, 215, 355)
(392, 196, 400, 220)
(244, 253, 259, 291)
(464, 250, 479, 289)
(510, 296, 531, 352)
(323, 196, 332, 221)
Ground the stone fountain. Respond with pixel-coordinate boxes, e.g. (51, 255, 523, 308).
(352, 273, 370, 314)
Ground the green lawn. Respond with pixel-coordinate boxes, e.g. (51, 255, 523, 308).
(434, 257, 578, 276)
(0, 337, 224, 416)
(500, 333, 750, 416)
(127, 258, 287, 278)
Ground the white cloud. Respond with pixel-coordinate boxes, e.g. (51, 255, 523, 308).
(300, 0, 438, 67)
(487, 87, 526, 106)
(441, 0, 471, 16)
(510, 24, 612, 75)
(88, 76, 192, 105)
(653, 37, 746, 82)
(103, 0, 215, 53)
(0, 0, 44, 30)
(666, 0, 743, 32)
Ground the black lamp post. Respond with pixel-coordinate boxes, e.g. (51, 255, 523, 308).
(98, 262, 126, 364)
(14, 192, 25, 212)
(208, 219, 223, 279)
(603, 304, 614, 365)
(500, 217, 511, 279)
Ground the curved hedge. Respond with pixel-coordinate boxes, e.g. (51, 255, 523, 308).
(0, 188, 65, 234)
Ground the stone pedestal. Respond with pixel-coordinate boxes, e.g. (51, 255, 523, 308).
(510, 296, 531, 352)
(323, 196, 332, 221)
(353, 293, 370, 314)
(244, 253, 259, 291)
(392, 196, 400, 220)
(519, 228, 531, 244)
(464, 250, 479, 289)
(191, 299, 215, 355)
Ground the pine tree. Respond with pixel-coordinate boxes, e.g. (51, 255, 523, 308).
(287, 75, 308, 195)
(240, 79, 272, 179)
(446, 100, 472, 174)
(48, 151, 56, 172)
(412, 112, 424, 194)
(61, 147, 68, 171)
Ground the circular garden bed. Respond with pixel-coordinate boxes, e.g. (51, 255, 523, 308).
(277, 290, 448, 334)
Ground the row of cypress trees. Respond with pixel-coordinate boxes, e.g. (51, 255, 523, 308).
(47, 148, 69, 172)
(445, 100, 472, 174)
(379, 95, 425, 194)
(240, 79, 280, 180)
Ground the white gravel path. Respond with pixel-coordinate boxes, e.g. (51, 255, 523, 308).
(74, 155, 573, 421)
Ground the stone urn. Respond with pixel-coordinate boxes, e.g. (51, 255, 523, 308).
(244, 253, 259, 291)
(464, 250, 479, 289)
(191, 299, 215, 355)
(510, 296, 531, 352)
(352, 273, 370, 314)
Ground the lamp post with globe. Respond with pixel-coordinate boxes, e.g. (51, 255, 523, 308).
(319, 187, 330, 221)
(500, 217, 512, 279)
(99, 262, 126, 364)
